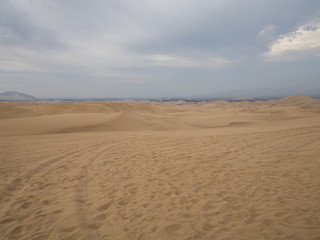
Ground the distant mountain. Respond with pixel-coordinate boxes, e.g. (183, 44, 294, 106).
(0, 91, 37, 101)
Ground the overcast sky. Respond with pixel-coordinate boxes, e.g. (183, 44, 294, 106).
(1, 0, 320, 98)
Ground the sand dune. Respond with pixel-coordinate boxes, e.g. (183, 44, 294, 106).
(269, 94, 320, 105)
(0, 113, 118, 136)
(0, 104, 186, 136)
(0, 96, 320, 239)
(0, 102, 163, 120)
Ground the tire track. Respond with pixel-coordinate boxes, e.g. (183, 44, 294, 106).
(55, 137, 140, 240)
(0, 143, 101, 201)
(0, 142, 105, 240)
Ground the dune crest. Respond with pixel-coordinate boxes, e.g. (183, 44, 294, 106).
(0, 102, 163, 119)
(270, 94, 319, 105)
(1, 96, 320, 135)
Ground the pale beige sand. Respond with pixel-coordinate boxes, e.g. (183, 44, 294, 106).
(0, 95, 320, 240)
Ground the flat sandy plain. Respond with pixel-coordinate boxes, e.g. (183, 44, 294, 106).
(0, 95, 320, 240)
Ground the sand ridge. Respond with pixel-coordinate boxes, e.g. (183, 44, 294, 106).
(0, 95, 320, 136)
(0, 95, 320, 239)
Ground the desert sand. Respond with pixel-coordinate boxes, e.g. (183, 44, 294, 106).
(0, 95, 320, 240)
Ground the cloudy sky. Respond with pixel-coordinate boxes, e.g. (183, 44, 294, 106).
(1, 0, 320, 98)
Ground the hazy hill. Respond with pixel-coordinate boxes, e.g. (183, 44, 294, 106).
(0, 91, 37, 101)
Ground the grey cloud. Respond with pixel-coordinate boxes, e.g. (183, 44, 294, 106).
(3, 0, 319, 54)
(129, 0, 320, 56)
(0, 0, 319, 98)
(0, 0, 65, 49)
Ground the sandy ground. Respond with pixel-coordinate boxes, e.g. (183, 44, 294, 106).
(0, 95, 320, 240)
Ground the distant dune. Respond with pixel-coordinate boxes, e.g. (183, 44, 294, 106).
(269, 94, 319, 105)
(0, 95, 320, 239)
(0, 95, 319, 136)
(0, 102, 188, 135)
(0, 102, 163, 119)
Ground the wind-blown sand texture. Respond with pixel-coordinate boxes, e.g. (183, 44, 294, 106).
(0, 95, 320, 240)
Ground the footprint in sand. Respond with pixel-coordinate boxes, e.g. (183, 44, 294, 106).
(97, 202, 111, 211)
(61, 225, 78, 233)
(165, 224, 181, 236)
(94, 213, 107, 221)
(8, 225, 24, 237)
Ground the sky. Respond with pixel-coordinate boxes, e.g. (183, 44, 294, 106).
(0, 0, 320, 98)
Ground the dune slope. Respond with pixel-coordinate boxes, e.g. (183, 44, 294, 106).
(0, 97, 320, 240)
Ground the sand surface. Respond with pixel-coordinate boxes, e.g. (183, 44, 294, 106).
(0, 95, 320, 240)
